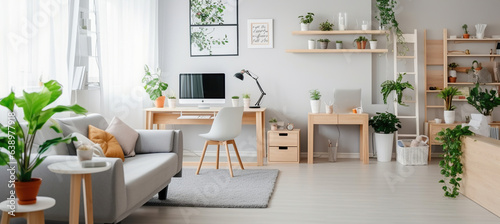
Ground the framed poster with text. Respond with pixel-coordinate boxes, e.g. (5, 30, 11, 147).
(247, 19, 273, 48)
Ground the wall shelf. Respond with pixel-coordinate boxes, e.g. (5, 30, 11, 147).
(447, 82, 500, 86)
(447, 54, 500, 57)
(447, 38, 500, 43)
(286, 49, 388, 53)
(292, 30, 389, 35)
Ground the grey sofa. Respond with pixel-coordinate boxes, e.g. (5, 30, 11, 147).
(0, 114, 183, 223)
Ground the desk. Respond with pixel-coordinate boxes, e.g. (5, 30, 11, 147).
(308, 113, 369, 164)
(145, 107, 266, 166)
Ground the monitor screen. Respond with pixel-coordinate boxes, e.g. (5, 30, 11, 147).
(179, 73, 225, 105)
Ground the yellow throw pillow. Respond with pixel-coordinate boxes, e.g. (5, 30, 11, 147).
(88, 125, 125, 161)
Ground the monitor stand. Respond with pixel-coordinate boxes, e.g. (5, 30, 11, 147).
(198, 105, 210, 109)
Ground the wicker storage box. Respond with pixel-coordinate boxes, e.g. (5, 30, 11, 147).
(396, 139, 429, 165)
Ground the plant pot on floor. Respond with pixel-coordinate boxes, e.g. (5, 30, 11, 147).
(444, 110, 455, 124)
(15, 178, 42, 205)
(232, 99, 239, 107)
(374, 133, 394, 162)
(310, 100, 320, 114)
(155, 96, 166, 108)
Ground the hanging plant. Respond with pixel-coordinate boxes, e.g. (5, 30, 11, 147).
(375, 0, 407, 54)
(380, 73, 414, 106)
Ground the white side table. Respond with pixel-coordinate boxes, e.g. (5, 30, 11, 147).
(0, 196, 55, 224)
(48, 161, 111, 224)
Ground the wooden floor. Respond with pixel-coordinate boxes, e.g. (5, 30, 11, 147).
(121, 159, 500, 224)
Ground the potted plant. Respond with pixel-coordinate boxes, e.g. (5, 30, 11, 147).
(231, 96, 240, 107)
(375, 0, 406, 54)
(242, 93, 251, 108)
(308, 39, 316, 49)
(448, 62, 459, 83)
(269, 118, 278, 131)
(438, 86, 461, 124)
(336, 40, 343, 49)
(298, 12, 314, 31)
(0, 80, 87, 205)
(462, 24, 469, 39)
(369, 38, 378, 50)
(466, 83, 500, 124)
(319, 20, 333, 31)
(309, 89, 321, 114)
(318, 39, 330, 49)
(142, 64, 168, 108)
(369, 112, 401, 162)
(353, 36, 368, 49)
(435, 125, 473, 198)
(380, 73, 414, 106)
(167, 95, 176, 108)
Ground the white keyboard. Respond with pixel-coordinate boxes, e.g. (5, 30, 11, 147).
(177, 115, 213, 119)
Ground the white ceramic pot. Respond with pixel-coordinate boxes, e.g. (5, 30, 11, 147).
(369, 41, 377, 49)
(336, 43, 343, 49)
(374, 133, 394, 162)
(310, 100, 320, 114)
(243, 98, 251, 108)
(308, 40, 316, 49)
(77, 149, 93, 162)
(300, 23, 309, 31)
(449, 70, 457, 78)
(270, 123, 278, 131)
(444, 110, 455, 124)
(168, 99, 176, 108)
(232, 99, 239, 107)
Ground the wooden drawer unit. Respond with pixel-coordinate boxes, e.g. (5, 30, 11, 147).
(267, 129, 300, 163)
(429, 122, 461, 145)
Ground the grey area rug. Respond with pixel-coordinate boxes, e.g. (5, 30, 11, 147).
(145, 168, 279, 208)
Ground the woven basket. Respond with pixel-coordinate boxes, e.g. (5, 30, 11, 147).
(396, 139, 429, 166)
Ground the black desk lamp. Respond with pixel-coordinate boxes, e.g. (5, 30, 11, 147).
(234, 69, 266, 108)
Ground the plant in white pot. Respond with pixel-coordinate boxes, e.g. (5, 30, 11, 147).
(298, 12, 314, 31)
(309, 89, 321, 114)
(438, 86, 461, 124)
(167, 95, 176, 108)
(269, 118, 278, 131)
(231, 96, 239, 107)
(242, 93, 251, 108)
(318, 39, 330, 49)
(466, 83, 500, 125)
(335, 40, 343, 49)
(448, 62, 458, 83)
(369, 38, 378, 49)
(369, 112, 401, 162)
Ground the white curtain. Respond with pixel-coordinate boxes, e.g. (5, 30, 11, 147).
(97, 0, 158, 129)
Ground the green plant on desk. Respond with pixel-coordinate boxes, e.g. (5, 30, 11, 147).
(232, 96, 239, 99)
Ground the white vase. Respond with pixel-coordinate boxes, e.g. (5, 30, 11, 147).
(232, 99, 239, 107)
(300, 23, 309, 31)
(308, 40, 316, 49)
(310, 100, 320, 114)
(77, 149, 93, 162)
(444, 110, 455, 124)
(369, 41, 377, 49)
(243, 98, 251, 108)
(449, 70, 457, 78)
(374, 133, 394, 162)
(168, 99, 176, 108)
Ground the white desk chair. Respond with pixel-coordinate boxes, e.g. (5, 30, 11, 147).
(196, 107, 244, 177)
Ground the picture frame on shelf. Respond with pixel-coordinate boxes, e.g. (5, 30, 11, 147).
(247, 19, 273, 48)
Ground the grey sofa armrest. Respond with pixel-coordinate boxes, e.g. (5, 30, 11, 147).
(135, 130, 183, 176)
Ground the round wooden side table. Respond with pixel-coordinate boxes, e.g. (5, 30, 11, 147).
(0, 196, 55, 224)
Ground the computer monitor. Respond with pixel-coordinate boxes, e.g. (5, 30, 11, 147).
(179, 73, 225, 107)
(333, 89, 362, 114)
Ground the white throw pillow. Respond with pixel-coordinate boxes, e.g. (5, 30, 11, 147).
(106, 117, 138, 157)
(71, 133, 105, 157)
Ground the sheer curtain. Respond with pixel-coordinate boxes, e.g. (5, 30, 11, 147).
(97, 0, 158, 128)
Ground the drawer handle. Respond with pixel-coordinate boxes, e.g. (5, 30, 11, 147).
(279, 133, 288, 136)
(279, 147, 288, 150)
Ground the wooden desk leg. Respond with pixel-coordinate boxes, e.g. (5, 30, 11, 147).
(145, 111, 153, 130)
(361, 123, 369, 164)
(70, 174, 82, 224)
(27, 211, 45, 224)
(307, 115, 314, 164)
(83, 174, 94, 224)
(255, 111, 264, 166)
(1, 211, 10, 224)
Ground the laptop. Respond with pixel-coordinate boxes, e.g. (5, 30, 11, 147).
(333, 89, 362, 114)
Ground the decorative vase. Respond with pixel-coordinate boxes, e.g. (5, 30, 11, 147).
(444, 110, 455, 124)
(168, 99, 176, 108)
(336, 43, 343, 49)
(232, 99, 239, 107)
(369, 41, 377, 49)
(310, 100, 320, 114)
(243, 98, 251, 108)
(338, 12, 347, 30)
(77, 149, 93, 161)
(319, 42, 328, 49)
(326, 105, 333, 114)
(270, 123, 278, 131)
(15, 178, 42, 205)
(308, 40, 316, 49)
(155, 96, 165, 108)
(300, 23, 309, 31)
(374, 133, 394, 162)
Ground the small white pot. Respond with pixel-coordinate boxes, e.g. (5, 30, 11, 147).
(374, 133, 394, 162)
(308, 40, 316, 49)
(77, 149, 93, 162)
(444, 110, 455, 124)
(270, 123, 278, 131)
(310, 100, 320, 114)
(300, 23, 310, 31)
(243, 98, 251, 108)
(168, 99, 176, 108)
(232, 99, 239, 107)
(369, 41, 377, 49)
(449, 70, 457, 78)
(336, 43, 343, 49)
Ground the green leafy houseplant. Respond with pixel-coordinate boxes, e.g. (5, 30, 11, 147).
(242, 93, 250, 99)
(142, 64, 168, 101)
(319, 20, 334, 31)
(318, 39, 330, 43)
(336, 40, 343, 43)
(448, 62, 459, 70)
(375, 0, 406, 54)
(438, 86, 461, 111)
(462, 24, 468, 34)
(436, 125, 473, 198)
(232, 96, 239, 99)
(466, 83, 500, 116)
(298, 12, 314, 24)
(0, 81, 88, 181)
(269, 118, 277, 123)
(309, 89, 321, 100)
(380, 73, 414, 106)
(369, 112, 401, 134)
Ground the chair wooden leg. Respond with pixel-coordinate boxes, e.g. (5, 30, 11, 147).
(230, 140, 244, 170)
(196, 141, 209, 175)
(216, 143, 220, 169)
(224, 141, 234, 177)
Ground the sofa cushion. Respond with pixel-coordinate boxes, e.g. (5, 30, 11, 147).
(57, 114, 109, 155)
(134, 130, 175, 153)
(71, 133, 105, 157)
(123, 153, 178, 209)
(106, 117, 138, 157)
(88, 125, 124, 161)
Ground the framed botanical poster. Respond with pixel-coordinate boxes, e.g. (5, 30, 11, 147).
(190, 0, 238, 57)
(247, 19, 273, 48)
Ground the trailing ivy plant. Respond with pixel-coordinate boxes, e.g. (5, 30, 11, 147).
(435, 125, 473, 198)
(369, 111, 401, 134)
(380, 73, 414, 106)
(374, 0, 407, 54)
(191, 0, 226, 25)
(466, 83, 500, 116)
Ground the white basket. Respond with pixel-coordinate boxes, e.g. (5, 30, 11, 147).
(396, 139, 429, 166)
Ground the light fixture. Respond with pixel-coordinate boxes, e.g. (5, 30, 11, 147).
(234, 69, 266, 108)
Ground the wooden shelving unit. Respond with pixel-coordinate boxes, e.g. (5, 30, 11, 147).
(292, 30, 389, 35)
(286, 49, 388, 53)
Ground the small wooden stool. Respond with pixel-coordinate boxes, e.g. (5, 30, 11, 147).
(0, 196, 55, 224)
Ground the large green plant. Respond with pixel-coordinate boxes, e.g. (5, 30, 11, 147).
(142, 65, 168, 101)
(369, 111, 401, 134)
(380, 73, 414, 106)
(0, 81, 87, 181)
(436, 125, 473, 198)
(374, 0, 407, 54)
(466, 83, 500, 116)
(438, 87, 461, 111)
